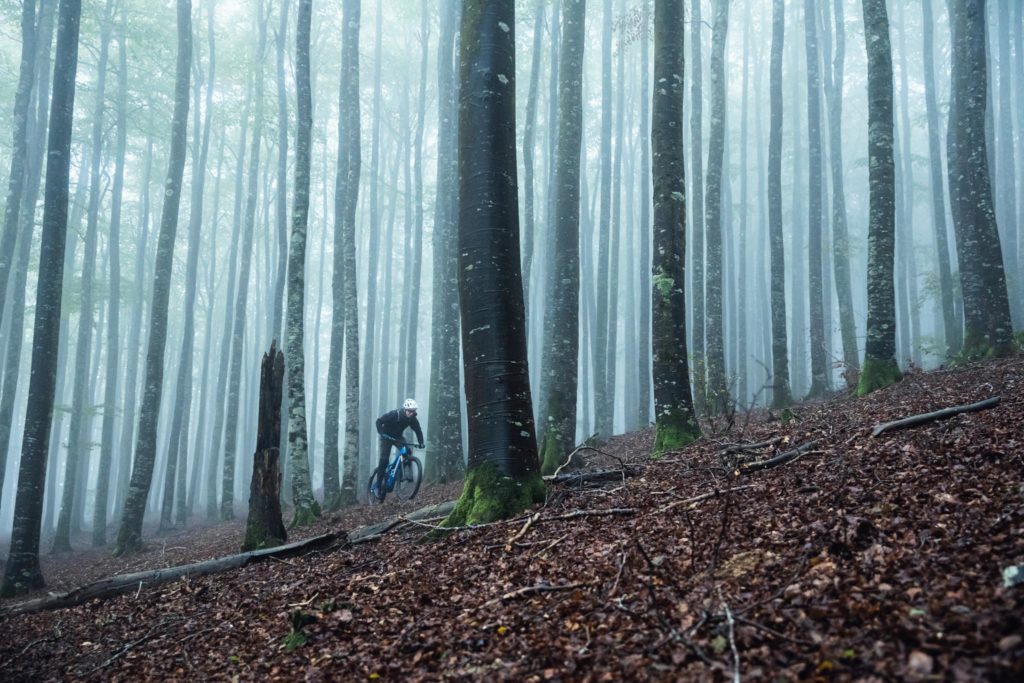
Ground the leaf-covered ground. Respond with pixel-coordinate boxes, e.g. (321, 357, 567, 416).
(2, 356, 1022, 681)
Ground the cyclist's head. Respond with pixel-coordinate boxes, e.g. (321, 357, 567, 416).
(403, 398, 418, 416)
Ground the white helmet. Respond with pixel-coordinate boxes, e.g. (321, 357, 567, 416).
(403, 398, 419, 411)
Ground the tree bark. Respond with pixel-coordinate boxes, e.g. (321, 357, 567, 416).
(538, 0, 586, 474)
(243, 342, 288, 550)
(113, 0, 193, 555)
(804, 0, 827, 397)
(768, 0, 791, 407)
(856, 0, 900, 396)
(1, 0, 82, 597)
(651, 0, 699, 453)
(446, 0, 545, 527)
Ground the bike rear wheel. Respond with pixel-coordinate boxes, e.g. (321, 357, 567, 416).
(393, 455, 423, 501)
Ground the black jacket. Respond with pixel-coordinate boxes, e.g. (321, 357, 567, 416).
(376, 408, 424, 444)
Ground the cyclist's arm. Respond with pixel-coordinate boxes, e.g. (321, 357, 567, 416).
(411, 418, 424, 447)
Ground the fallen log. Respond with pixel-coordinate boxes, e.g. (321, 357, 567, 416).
(739, 440, 821, 474)
(544, 467, 638, 487)
(0, 531, 343, 618)
(870, 396, 1001, 437)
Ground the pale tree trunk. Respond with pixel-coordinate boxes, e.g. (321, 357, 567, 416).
(54, 0, 115, 554)
(592, 0, 613, 439)
(651, 0, 699, 453)
(222, 3, 269, 521)
(921, 0, 960, 357)
(804, 0, 827, 397)
(538, 0, 585, 475)
(768, 0, 792, 407)
(1, 0, 82, 597)
(93, 7, 128, 546)
(994, 0, 1019, 327)
(286, 0, 319, 526)
(272, 0, 290, 343)
(521, 1, 543, 320)
(637, 0, 652, 426)
(162, 0, 217, 530)
(427, 0, 465, 483)
(703, 0, 729, 416)
(856, 0, 900, 396)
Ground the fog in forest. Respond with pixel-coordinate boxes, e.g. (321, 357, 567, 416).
(0, 0, 1019, 558)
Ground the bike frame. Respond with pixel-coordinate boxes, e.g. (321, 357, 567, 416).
(381, 443, 414, 492)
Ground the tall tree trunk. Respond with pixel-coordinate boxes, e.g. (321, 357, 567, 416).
(447, 0, 545, 526)
(205, 80, 251, 520)
(689, 0, 706, 413)
(651, 0, 699, 453)
(272, 0, 290, 343)
(0, 0, 37, 340)
(114, 135, 153, 518)
(0, 0, 53, 510)
(637, 0, 652, 426)
(592, 0, 613, 439)
(921, 0, 960, 357)
(856, 0, 900, 396)
(1, 0, 82, 597)
(605, 0, 625, 434)
(895, 0, 921, 366)
(736, 8, 750, 406)
(804, 0, 827, 397)
(947, 0, 1014, 357)
(53, 0, 115, 554)
(161, 0, 217, 531)
(521, 1, 543, 320)
(114, 0, 192, 554)
(93, 7, 128, 546)
(324, 0, 361, 508)
(222, 4, 269, 520)
(768, 0, 792, 407)
(538, 0, 585, 475)
(995, 0, 1019, 326)
(286, 0, 319, 526)
(704, 0, 730, 416)
(426, 0, 465, 483)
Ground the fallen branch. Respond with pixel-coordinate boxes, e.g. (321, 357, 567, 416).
(739, 440, 821, 474)
(545, 467, 638, 487)
(505, 512, 541, 550)
(870, 396, 1000, 437)
(545, 508, 636, 521)
(718, 436, 783, 456)
(656, 485, 754, 514)
(1, 533, 343, 618)
(483, 582, 588, 607)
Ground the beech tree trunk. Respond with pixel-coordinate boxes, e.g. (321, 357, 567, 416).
(651, 0, 699, 453)
(1, 0, 83, 597)
(114, 0, 192, 555)
(768, 0, 791, 407)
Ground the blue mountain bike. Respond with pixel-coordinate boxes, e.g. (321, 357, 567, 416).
(367, 441, 423, 504)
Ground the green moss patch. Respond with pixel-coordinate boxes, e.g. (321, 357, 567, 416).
(443, 463, 546, 527)
(856, 357, 902, 397)
(652, 417, 699, 456)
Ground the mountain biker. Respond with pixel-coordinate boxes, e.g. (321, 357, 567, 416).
(373, 399, 425, 502)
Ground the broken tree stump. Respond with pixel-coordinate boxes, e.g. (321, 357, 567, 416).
(870, 396, 1001, 437)
(243, 341, 288, 551)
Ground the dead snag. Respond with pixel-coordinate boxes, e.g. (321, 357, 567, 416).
(243, 341, 287, 551)
(870, 396, 1001, 437)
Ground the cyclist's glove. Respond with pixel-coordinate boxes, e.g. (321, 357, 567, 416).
(417, 442, 425, 449)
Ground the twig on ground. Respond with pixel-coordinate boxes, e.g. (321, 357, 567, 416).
(739, 440, 821, 474)
(78, 618, 181, 677)
(718, 436, 783, 456)
(482, 582, 588, 607)
(720, 589, 741, 683)
(532, 533, 570, 557)
(656, 485, 755, 514)
(870, 396, 1000, 437)
(506, 512, 541, 550)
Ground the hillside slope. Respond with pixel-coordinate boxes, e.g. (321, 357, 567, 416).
(2, 357, 1022, 681)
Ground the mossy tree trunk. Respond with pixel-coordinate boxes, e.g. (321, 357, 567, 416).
(243, 343, 288, 551)
(946, 0, 1015, 359)
(538, 0, 586, 475)
(651, 0, 699, 455)
(1, 0, 81, 598)
(856, 0, 900, 397)
(446, 0, 545, 527)
(286, 0, 320, 527)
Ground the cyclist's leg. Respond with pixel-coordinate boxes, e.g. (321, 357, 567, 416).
(374, 439, 391, 500)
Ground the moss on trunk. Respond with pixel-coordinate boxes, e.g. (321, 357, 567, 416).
(289, 500, 321, 529)
(539, 427, 566, 475)
(443, 463, 546, 527)
(856, 356, 902, 396)
(653, 417, 699, 456)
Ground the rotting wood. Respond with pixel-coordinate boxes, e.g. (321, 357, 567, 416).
(1, 532, 342, 618)
(739, 440, 821, 473)
(870, 396, 1000, 437)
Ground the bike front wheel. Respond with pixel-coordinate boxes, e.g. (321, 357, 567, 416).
(366, 471, 384, 505)
(393, 455, 423, 502)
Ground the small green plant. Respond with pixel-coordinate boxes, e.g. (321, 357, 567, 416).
(282, 610, 318, 652)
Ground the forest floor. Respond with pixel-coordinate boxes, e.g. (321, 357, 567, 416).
(1, 355, 1023, 681)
